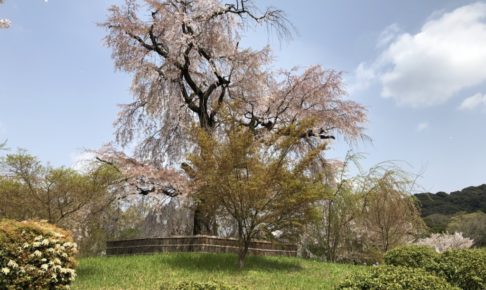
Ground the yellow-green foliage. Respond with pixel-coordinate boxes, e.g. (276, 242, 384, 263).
(337, 265, 459, 290)
(429, 249, 486, 290)
(384, 245, 486, 290)
(186, 125, 326, 267)
(384, 245, 439, 269)
(0, 219, 78, 289)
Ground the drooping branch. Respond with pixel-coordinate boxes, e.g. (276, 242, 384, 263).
(95, 147, 191, 198)
(209, 0, 293, 40)
(101, 0, 367, 190)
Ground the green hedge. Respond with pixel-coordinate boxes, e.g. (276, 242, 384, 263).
(0, 219, 78, 289)
(383, 245, 486, 290)
(337, 265, 459, 290)
(384, 245, 438, 269)
(429, 249, 486, 290)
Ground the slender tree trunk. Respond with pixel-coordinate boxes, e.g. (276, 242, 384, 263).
(325, 200, 333, 261)
(237, 222, 250, 269)
(238, 240, 249, 269)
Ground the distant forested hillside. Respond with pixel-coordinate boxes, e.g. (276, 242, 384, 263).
(415, 184, 486, 216)
(415, 185, 486, 245)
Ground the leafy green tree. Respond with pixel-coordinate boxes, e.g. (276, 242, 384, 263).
(0, 150, 121, 224)
(305, 182, 361, 262)
(0, 150, 122, 255)
(447, 211, 486, 247)
(302, 152, 363, 262)
(304, 160, 426, 263)
(423, 213, 451, 233)
(416, 184, 486, 216)
(185, 123, 325, 268)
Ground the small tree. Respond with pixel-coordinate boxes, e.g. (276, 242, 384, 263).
(0, 151, 121, 225)
(423, 213, 451, 233)
(0, 150, 124, 256)
(302, 152, 363, 262)
(185, 123, 325, 268)
(359, 167, 425, 252)
(447, 211, 486, 247)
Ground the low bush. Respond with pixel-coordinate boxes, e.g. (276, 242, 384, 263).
(161, 280, 238, 290)
(0, 219, 78, 289)
(384, 245, 438, 268)
(384, 245, 486, 290)
(429, 249, 486, 290)
(336, 265, 458, 290)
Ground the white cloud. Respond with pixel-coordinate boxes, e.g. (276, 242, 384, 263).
(354, 2, 486, 107)
(376, 23, 402, 48)
(459, 93, 486, 110)
(70, 151, 95, 172)
(417, 122, 429, 132)
(348, 62, 376, 94)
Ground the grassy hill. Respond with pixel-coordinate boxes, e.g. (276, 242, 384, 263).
(73, 253, 364, 290)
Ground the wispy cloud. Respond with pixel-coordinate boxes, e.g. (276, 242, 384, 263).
(417, 122, 429, 132)
(376, 23, 402, 48)
(352, 2, 486, 107)
(459, 93, 486, 111)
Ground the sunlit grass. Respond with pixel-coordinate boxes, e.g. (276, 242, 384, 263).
(73, 252, 364, 289)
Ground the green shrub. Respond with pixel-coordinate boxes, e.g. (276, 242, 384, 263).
(429, 249, 486, 290)
(384, 245, 438, 268)
(161, 280, 238, 290)
(0, 219, 78, 289)
(384, 246, 486, 290)
(336, 265, 458, 290)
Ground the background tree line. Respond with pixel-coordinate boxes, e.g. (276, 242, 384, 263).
(0, 149, 156, 256)
(416, 185, 486, 246)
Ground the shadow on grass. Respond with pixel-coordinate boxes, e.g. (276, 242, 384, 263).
(75, 264, 99, 279)
(161, 253, 303, 273)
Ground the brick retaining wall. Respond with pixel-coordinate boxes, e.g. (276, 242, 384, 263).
(106, 235, 297, 257)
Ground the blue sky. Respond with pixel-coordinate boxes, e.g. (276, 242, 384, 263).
(1, 0, 485, 193)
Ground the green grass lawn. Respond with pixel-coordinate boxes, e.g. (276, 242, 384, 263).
(73, 253, 365, 290)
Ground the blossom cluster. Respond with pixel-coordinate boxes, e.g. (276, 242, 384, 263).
(415, 232, 474, 253)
